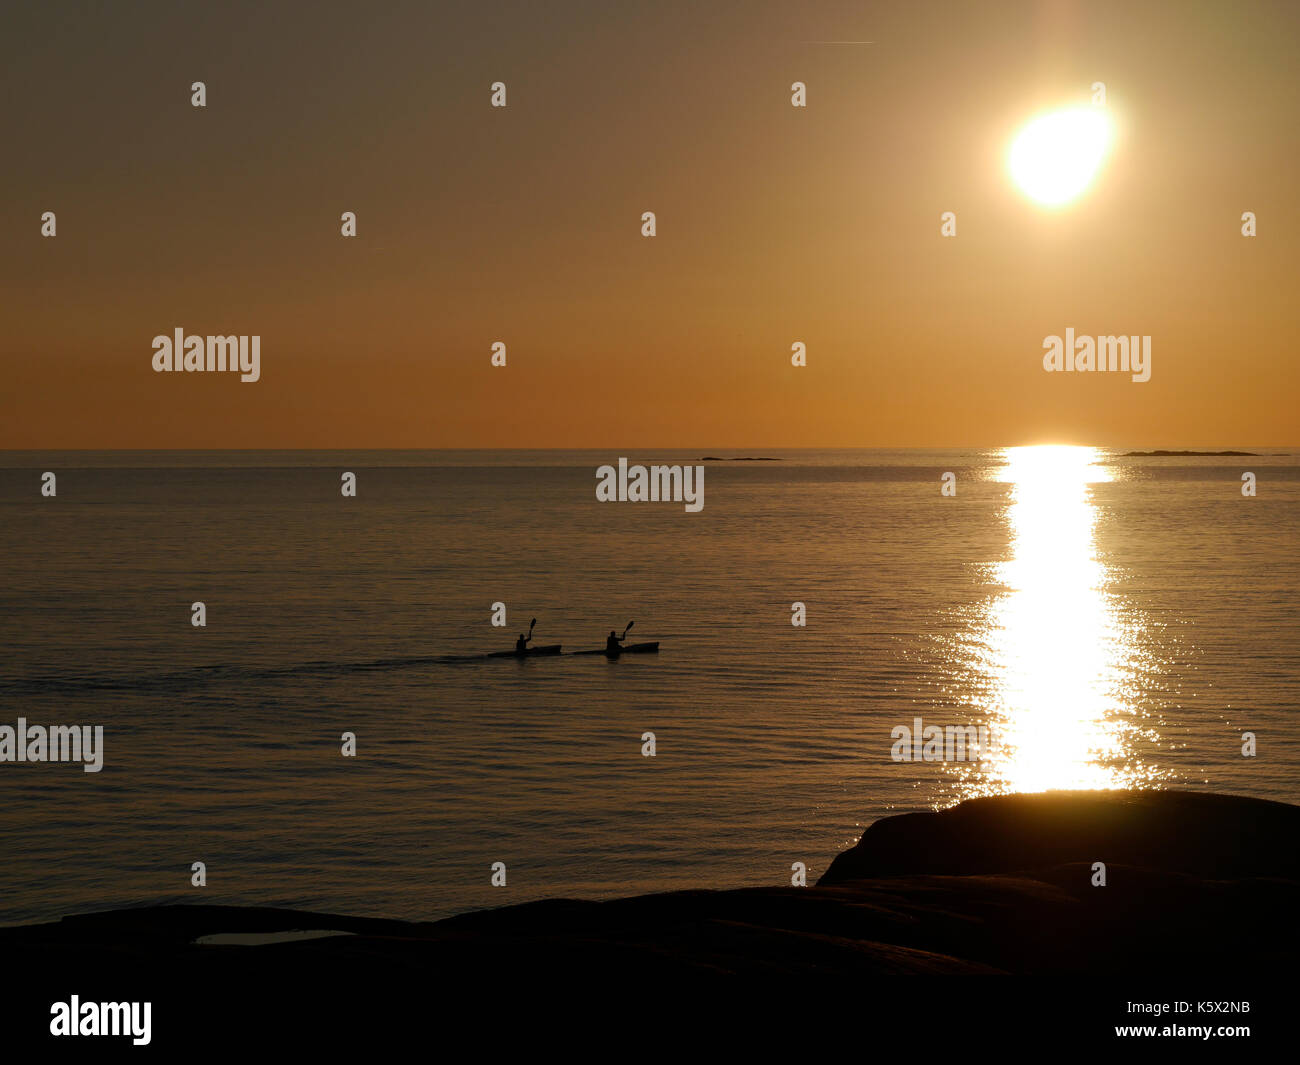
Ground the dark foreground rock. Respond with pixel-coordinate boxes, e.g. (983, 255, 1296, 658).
(5, 790, 1297, 1046)
(8, 790, 1298, 980)
(820, 789, 1300, 883)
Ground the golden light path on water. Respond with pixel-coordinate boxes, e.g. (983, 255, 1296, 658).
(951, 445, 1165, 799)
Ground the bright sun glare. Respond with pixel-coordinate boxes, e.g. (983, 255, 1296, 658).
(1008, 108, 1112, 207)
(948, 445, 1166, 801)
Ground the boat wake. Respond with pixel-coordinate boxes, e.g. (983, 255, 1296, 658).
(0, 644, 663, 696)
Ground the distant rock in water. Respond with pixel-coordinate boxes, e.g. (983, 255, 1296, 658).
(1120, 449, 1257, 456)
(820, 789, 1300, 883)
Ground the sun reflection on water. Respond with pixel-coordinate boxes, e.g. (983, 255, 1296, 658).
(950, 445, 1165, 799)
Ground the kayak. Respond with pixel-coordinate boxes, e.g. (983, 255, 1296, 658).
(485, 644, 563, 658)
(572, 641, 660, 657)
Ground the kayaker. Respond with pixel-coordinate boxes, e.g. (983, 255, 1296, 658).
(605, 630, 624, 654)
(515, 631, 532, 654)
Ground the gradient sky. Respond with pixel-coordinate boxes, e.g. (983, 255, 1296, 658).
(2, 0, 1297, 448)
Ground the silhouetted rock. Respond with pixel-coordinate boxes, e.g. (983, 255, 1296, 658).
(5, 790, 1296, 1021)
(819, 789, 1300, 883)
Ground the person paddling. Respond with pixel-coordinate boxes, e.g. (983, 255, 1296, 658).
(516, 617, 537, 655)
(605, 620, 634, 655)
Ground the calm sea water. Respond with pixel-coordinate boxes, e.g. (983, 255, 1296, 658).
(0, 448, 1297, 926)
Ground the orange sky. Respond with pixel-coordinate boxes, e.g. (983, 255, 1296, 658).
(2, 0, 1297, 448)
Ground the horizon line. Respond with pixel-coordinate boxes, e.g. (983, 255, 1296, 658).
(0, 444, 1294, 453)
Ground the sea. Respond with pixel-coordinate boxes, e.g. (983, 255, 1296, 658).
(0, 447, 1296, 926)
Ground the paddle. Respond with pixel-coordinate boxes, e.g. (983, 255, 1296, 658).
(510, 617, 536, 654)
(622, 620, 634, 639)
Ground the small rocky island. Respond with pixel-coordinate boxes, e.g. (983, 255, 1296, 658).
(1120, 450, 1258, 456)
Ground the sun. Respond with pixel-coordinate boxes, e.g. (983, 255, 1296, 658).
(1008, 107, 1113, 207)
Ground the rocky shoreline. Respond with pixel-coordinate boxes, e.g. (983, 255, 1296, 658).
(9, 791, 1297, 976)
(6, 790, 1296, 1044)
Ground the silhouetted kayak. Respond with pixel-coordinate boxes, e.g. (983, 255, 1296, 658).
(485, 644, 563, 658)
(572, 641, 660, 657)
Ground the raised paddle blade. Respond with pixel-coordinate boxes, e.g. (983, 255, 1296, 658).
(623, 620, 634, 636)
(529, 617, 537, 632)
